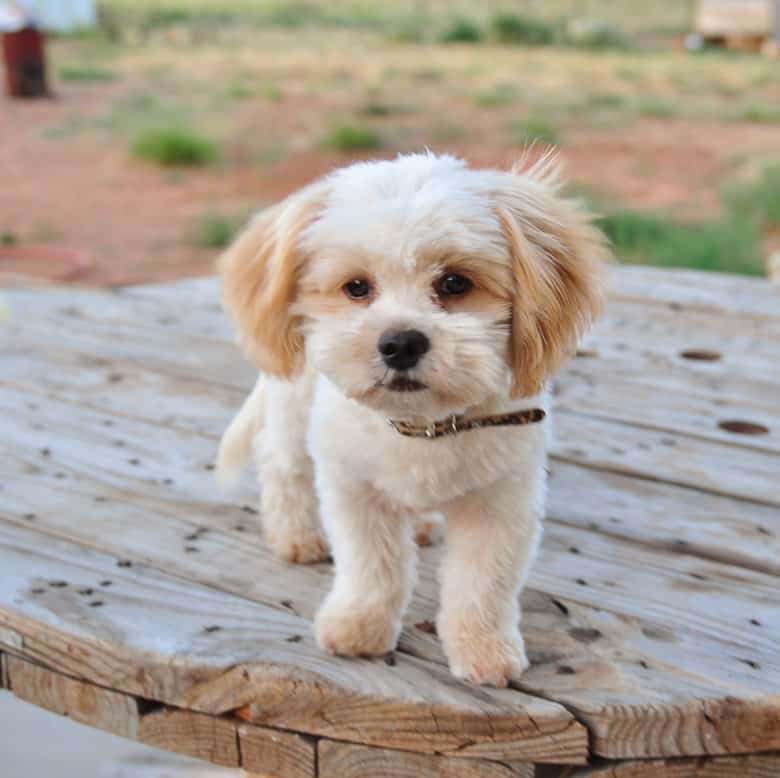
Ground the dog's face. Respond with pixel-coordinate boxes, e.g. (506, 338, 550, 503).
(220, 154, 608, 417)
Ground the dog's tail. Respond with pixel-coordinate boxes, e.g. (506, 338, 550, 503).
(216, 376, 265, 486)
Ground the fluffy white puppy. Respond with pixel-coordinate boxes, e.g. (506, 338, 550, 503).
(217, 152, 608, 687)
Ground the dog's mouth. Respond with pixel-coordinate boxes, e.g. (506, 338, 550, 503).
(385, 376, 428, 393)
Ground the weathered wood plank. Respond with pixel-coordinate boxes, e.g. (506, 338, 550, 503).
(6, 324, 780, 575)
(3, 389, 780, 760)
(5, 653, 316, 772)
(238, 723, 315, 778)
(0, 522, 585, 763)
(556, 366, 780, 455)
(7, 654, 139, 740)
(610, 266, 780, 320)
(318, 740, 535, 778)
(546, 752, 780, 776)
(553, 411, 780, 508)
(139, 708, 240, 767)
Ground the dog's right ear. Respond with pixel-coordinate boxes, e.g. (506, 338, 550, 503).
(218, 181, 328, 378)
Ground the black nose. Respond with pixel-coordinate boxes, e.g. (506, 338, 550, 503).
(378, 329, 430, 370)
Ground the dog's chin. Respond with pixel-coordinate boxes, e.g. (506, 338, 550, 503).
(344, 375, 484, 419)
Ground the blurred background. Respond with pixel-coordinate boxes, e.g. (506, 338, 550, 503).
(1, 1, 779, 776)
(0, 0, 779, 288)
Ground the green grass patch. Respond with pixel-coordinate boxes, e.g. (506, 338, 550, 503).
(360, 101, 394, 117)
(599, 210, 763, 276)
(322, 124, 382, 152)
(439, 17, 482, 43)
(562, 19, 629, 50)
(387, 15, 426, 43)
(225, 81, 255, 100)
(131, 127, 217, 166)
(738, 104, 780, 124)
(1, 230, 18, 245)
(636, 97, 677, 118)
(473, 83, 517, 107)
(193, 212, 238, 248)
(511, 115, 559, 145)
(726, 164, 780, 228)
(490, 13, 554, 45)
(59, 64, 117, 82)
(586, 92, 629, 110)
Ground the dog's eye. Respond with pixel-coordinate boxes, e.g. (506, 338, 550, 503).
(343, 278, 372, 300)
(436, 273, 472, 297)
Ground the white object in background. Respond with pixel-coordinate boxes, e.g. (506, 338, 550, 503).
(0, 1, 27, 32)
(0, 0, 96, 32)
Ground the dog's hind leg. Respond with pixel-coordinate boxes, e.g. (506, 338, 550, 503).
(258, 371, 329, 564)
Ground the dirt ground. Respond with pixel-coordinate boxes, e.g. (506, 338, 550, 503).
(1, 31, 779, 287)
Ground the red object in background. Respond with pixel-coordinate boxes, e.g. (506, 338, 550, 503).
(2, 26, 49, 97)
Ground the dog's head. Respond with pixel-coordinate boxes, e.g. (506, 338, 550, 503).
(220, 153, 608, 417)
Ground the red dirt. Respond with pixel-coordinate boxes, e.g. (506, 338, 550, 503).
(1, 87, 778, 287)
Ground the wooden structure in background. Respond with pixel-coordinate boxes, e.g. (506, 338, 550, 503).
(695, 0, 780, 51)
(1, 266, 779, 776)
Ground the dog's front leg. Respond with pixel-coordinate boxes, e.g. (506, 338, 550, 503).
(437, 473, 543, 687)
(314, 477, 416, 657)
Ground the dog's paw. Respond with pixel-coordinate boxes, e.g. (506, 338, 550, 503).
(314, 600, 399, 657)
(265, 525, 330, 565)
(442, 629, 529, 687)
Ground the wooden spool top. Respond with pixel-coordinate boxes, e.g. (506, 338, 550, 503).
(1, 266, 780, 777)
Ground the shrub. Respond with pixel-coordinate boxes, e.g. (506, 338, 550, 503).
(440, 18, 482, 43)
(490, 14, 554, 45)
(322, 124, 382, 152)
(59, 65, 117, 82)
(1, 230, 17, 245)
(131, 128, 217, 166)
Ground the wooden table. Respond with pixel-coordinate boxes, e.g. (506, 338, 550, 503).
(1, 267, 779, 777)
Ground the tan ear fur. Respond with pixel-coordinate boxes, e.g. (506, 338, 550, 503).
(218, 182, 328, 377)
(496, 154, 610, 397)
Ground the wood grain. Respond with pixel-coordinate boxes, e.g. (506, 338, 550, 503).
(318, 740, 535, 778)
(0, 522, 584, 763)
(4, 653, 320, 772)
(3, 268, 780, 768)
(239, 724, 316, 778)
(546, 752, 780, 776)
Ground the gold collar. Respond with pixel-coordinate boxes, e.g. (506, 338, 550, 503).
(386, 408, 546, 440)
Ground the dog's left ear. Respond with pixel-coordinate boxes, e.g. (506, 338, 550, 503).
(494, 155, 610, 397)
(218, 180, 329, 378)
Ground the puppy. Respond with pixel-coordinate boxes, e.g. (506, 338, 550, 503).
(217, 152, 608, 687)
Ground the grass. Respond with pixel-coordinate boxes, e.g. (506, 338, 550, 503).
(1, 230, 17, 245)
(490, 13, 555, 45)
(726, 164, 780, 228)
(131, 127, 217, 166)
(738, 104, 780, 124)
(472, 83, 517, 107)
(322, 124, 382, 151)
(511, 115, 559, 145)
(59, 64, 117, 82)
(439, 18, 482, 44)
(599, 211, 764, 276)
(636, 97, 678, 118)
(193, 213, 238, 248)
(360, 101, 394, 117)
